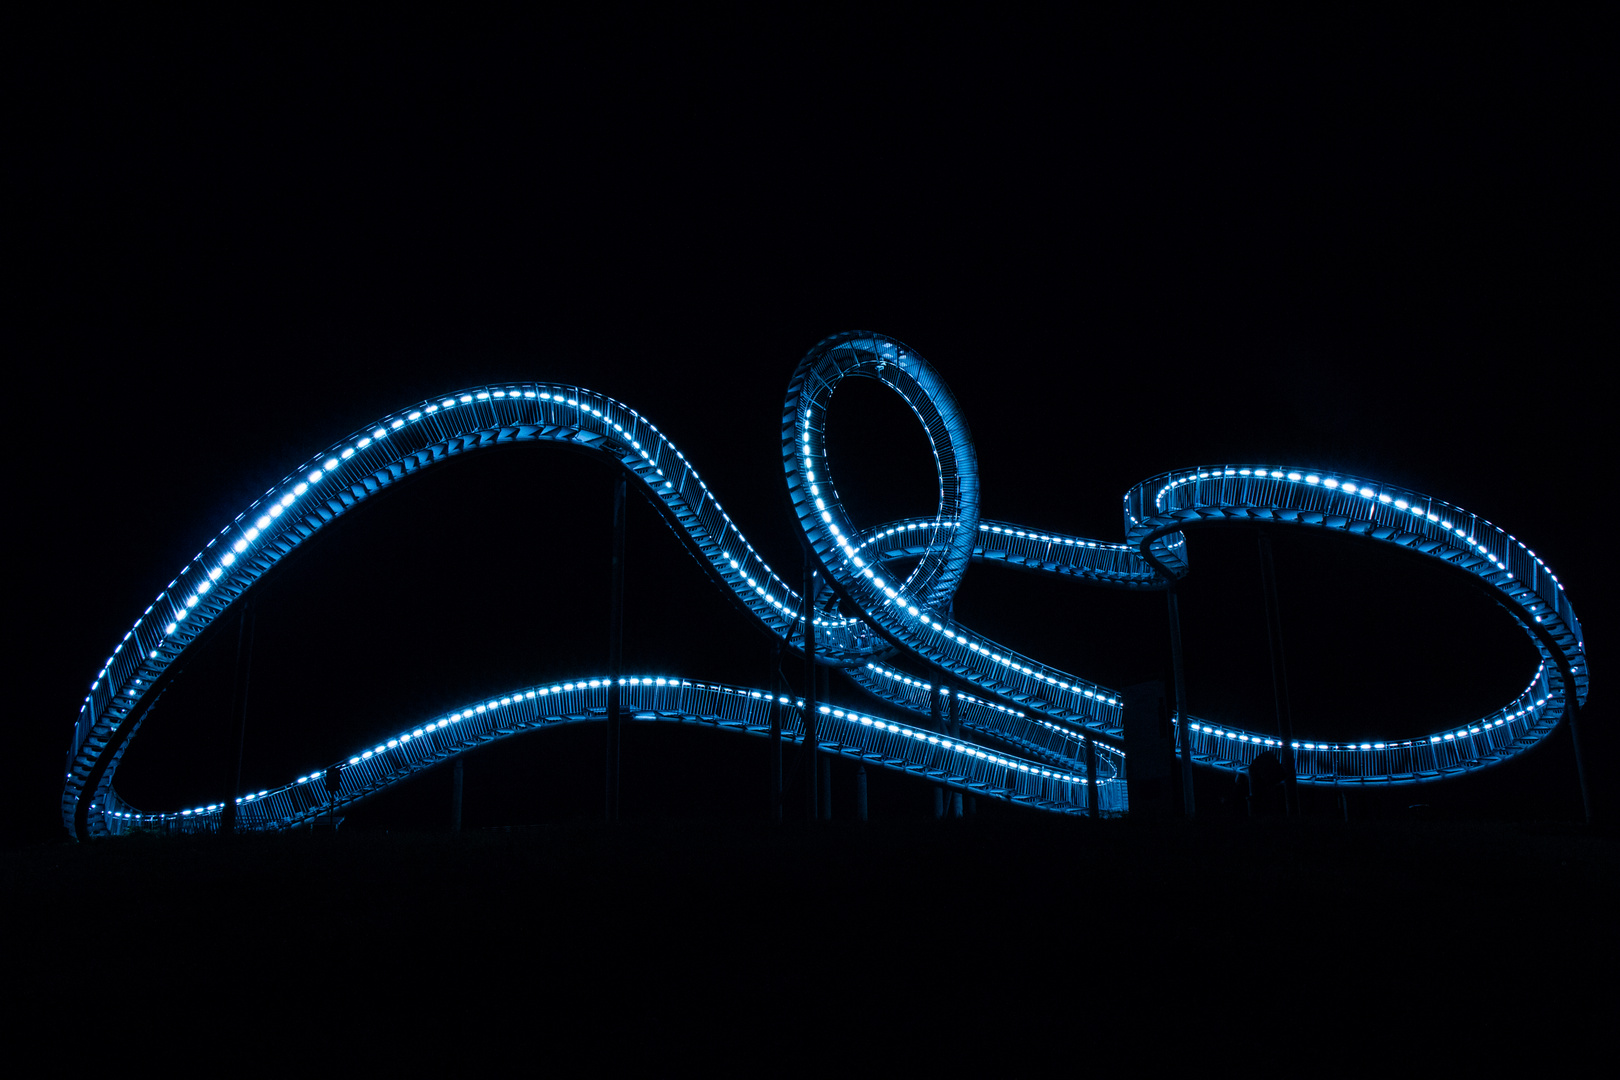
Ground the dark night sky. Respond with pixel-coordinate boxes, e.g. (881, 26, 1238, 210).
(12, 10, 1612, 841)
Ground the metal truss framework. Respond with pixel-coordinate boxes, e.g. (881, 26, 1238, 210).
(64, 332, 1587, 838)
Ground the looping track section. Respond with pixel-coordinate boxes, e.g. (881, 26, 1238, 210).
(1125, 462, 1587, 783)
(782, 331, 1587, 788)
(64, 332, 1586, 838)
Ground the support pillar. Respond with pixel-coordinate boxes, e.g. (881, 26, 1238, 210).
(1257, 530, 1301, 817)
(930, 682, 945, 817)
(855, 764, 868, 822)
(947, 690, 963, 818)
(606, 473, 626, 822)
(1085, 736, 1101, 818)
(1566, 676, 1593, 825)
(1166, 584, 1197, 820)
(222, 598, 256, 834)
(802, 554, 819, 822)
(451, 757, 464, 833)
(818, 665, 832, 820)
(769, 637, 783, 824)
(819, 755, 832, 821)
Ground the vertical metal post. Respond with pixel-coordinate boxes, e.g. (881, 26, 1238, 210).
(451, 756, 464, 833)
(222, 597, 256, 834)
(1166, 584, 1196, 819)
(1565, 676, 1593, 825)
(818, 665, 832, 820)
(930, 682, 946, 815)
(819, 755, 832, 820)
(803, 554, 819, 821)
(855, 764, 868, 822)
(769, 637, 782, 824)
(1085, 737, 1101, 819)
(606, 473, 626, 822)
(947, 691, 963, 818)
(1257, 530, 1300, 817)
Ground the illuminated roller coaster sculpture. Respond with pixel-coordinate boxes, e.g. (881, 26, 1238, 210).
(63, 332, 1588, 838)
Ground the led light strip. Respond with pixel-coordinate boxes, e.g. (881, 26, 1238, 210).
(782, 331, 1586, 789)
(65, 334, 1586, 837)
(99, 676, 1107, 831)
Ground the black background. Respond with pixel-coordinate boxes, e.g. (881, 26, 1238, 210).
(12, 9, 1612, 842)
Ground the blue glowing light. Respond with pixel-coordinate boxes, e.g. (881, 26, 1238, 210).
(64, 336, 1585, 839)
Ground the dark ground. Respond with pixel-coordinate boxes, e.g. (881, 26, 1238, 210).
(11, 813, 1614, 1014)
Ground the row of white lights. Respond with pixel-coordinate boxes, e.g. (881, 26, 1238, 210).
(1151, 467, 1574, 592)
(1190, 699, 1543, 755)
(116, 675, 1088, 823)
(805, 404, 1572, 777)
(804, 431, 1119, 714)
(1186, 661, 1551, 758)
(861, 661, 1122, 768)
(1137, 467, 1578, 757)
(89, 376, 961, 830)
(78, 380, 852, 792)
(794, 360, 1151, 743)
(82, 373, 1580, 824)
(856, 518, 1135, 556)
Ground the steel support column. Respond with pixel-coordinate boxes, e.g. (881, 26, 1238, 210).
(222, 597, 256, 834)
(769, 636, 782, 823)
(930, 682, 945, 817)
(802, 555, 819, 821)
(606, 473, 626, 822)
(819, 754, 832, 820)
(1257, 530, 1300, 817)
(1085, 736, 1100, 819)
(1166, 584, 1196, 819)
(818, 665, 832, 820)
(451, 756, 464, 833)
(1566, 682, 1593, 825)
(947, 690, 963, 817)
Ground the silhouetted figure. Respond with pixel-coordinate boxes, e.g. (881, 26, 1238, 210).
(323, 764, 344, 829)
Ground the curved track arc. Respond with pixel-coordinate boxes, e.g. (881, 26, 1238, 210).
(783, 332, 1587, 789)
(101, 676, 1113, 833)
(67, 336, 1588, 836)
(67, 382, 861, 838)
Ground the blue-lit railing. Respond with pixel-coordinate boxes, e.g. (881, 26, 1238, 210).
(782, 332, 1585, 788)
(99, 676, 1108, 834)
(65, 332, 1587, 837)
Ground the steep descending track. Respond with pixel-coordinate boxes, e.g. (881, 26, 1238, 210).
(64, 332, 1586, 838)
